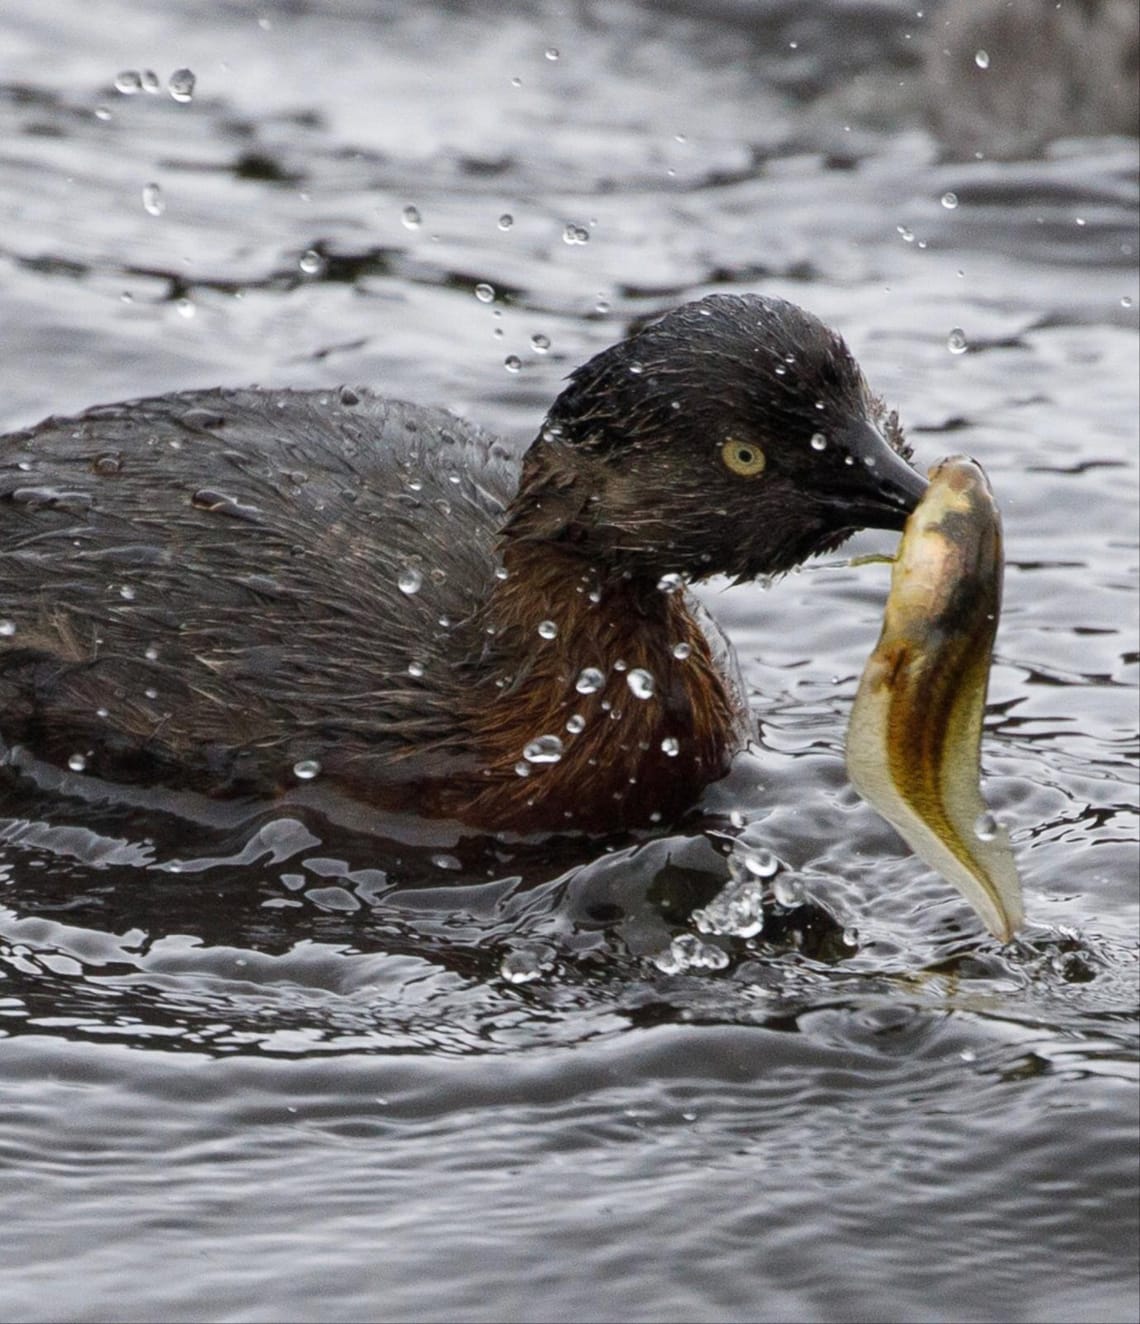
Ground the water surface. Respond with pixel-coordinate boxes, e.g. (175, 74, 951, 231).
(1, 2, 1137, 1321)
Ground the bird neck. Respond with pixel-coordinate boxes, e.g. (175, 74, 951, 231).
(448, 540, 742, 833)
(497, 434, 603, 555)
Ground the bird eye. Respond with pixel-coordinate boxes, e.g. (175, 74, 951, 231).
(721, 438, 767, 477)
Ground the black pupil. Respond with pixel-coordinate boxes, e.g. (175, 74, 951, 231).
(738, 447, 754, 464)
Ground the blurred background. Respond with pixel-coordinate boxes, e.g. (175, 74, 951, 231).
(0, 3, 1137, 1322)
(2, 0, 1136, 432)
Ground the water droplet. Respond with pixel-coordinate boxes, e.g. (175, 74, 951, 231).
(0, 620, 15, 637)
(67, 753, 88, 773)
(537, 619, 558, 639)
(1122, 296, 1133, 308)
(397, 567, 423, 595)
(94, 105, 113, 121)
(144, 644, 159, 661)
(142, 182, 165, 216)
(960, 1049, 977, 1063)
(298, 248, 324, 275)
(474, 282, 495, 303)
(651, 934, 730, 974)
(523, 734, 564, 764)
(656, 572, 684, 594)
(627, 669, 655, 700)
(897, 224, 915, 243)
(947, 327, 969, 355)
(575, 667, 605, 695)
(739, 846, 779, 879)
(401, 205, 422, 229)
(810, 432, 827, 451)
(974, 49, 990, 69)
(514, 760, 532, 778)
(114, 70, 143, 94)
(497, 213, 514, 231)
(975, 811, 998, 841)
(93, 452, 123, 475)
(772, 876, 802, 908)
(843, 926, 860, 947)
(565, 714, 586, 735)
(118, 584, 136, 601)
(594, 297, 611, 314)
(338, 385, 360, 407)
(504, 355, 522, 373)
(501, 948, 546, 984)
(672, 641, 692, 660)
(141, 69, 161, 93)
(407, 660, 425, 678)
(693, 878, 765, 939)
(941, 190, 959, 210)
(292, 759, 321, 781)
(168, 68, 196, 103)
(660, 737, 680, 757)
(530, 333, 551, 353)
(544, 47, 560, 61)
(175, 297, 195, 319)
(562, 223, 589, 245)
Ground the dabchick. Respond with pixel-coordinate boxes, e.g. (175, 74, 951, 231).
(0, 294, 926, 832)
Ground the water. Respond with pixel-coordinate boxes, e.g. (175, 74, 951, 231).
(1, 1, 1137, 1320)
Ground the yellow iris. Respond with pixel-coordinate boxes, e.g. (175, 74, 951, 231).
(721, 438, 766, 477)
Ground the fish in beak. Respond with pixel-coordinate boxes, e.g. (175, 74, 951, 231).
(846, 454, 1024, 942)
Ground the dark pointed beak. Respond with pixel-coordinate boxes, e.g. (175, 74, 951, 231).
(822, 419, 928, 532)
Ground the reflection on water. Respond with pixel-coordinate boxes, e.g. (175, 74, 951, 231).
(0, 0, 1137, 1320)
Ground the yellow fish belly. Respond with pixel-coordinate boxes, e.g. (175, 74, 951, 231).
(846, 454, 1024, 942)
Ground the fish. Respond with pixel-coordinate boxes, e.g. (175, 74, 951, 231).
(846, 454, 1024, 942)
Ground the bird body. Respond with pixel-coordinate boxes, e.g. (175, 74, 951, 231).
(0, 295, 926, 832)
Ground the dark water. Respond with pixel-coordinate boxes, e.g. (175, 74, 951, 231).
(1, 2, 1138, 1321)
